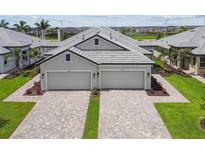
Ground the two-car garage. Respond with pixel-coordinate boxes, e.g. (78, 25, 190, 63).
(45, 69, 146, 90)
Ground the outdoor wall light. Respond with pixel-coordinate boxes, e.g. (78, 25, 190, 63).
(41, 73, 44, 79)
(147, 72, 150, 78)
(97, 72, 100, 78)
(93, 73, 96, 79)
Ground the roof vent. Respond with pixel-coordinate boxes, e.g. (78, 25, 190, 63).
(110, 32, 112, 39)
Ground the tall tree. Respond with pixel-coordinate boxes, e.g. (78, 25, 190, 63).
(13, 21, 31, 33)
(35, 19, 50, 39)
(0, 19, 9, 28)
(13, 48, 23, 68)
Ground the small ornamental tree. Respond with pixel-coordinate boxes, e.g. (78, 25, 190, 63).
(29, 48, 42, 63)
(174, 48, 192, 68)
(13, 48, 23, 68)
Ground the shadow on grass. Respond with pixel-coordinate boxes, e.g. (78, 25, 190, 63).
(0, 117, 9, 128)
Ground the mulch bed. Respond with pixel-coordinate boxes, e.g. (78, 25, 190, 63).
(24, 81, 44, 96)
(152, 63, 188, 77)
(146, 76, 169, 96)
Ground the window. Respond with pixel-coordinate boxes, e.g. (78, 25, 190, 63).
(192, 56, 196, 66)
(4, 58, 8, 65)
(200, 57, 205, 67)
(66, 54, 71, 61)
(94, 38, 99, 45)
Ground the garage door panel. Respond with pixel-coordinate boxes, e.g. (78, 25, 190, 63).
(101, 71, 144, 89)
(47, 72, 91, 90)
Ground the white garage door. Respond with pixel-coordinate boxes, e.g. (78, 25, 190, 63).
(101, 70, 144, 89)
(47, 71, 91, 90)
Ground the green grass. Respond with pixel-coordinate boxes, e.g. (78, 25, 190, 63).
(153, 56, 165, 68)
(153, 58, 205, 138)
(83, 95, 100, 139)
(131, 35, 157, 40)
(0, 102, 34, 138)
(0, 75, 35, 138)
(0, 76, 30, 101)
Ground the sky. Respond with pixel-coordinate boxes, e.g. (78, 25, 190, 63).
(1, 15, 205, 27)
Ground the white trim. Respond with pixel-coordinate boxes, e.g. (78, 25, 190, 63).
(45, 69, 92, 90)
(99, 69, 146, 89)
(41, 50, 97, 66)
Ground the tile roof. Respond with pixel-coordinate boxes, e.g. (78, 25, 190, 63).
(192, 42, 205, 55)
(0, 27, 55, 54)
(69, 47, 153, 64)
(135, 40, 170, 49)
(40, 27, 154, 65)
(159, 27, 205, 55)
(0, 46, 10, 54)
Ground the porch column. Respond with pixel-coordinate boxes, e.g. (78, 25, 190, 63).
(19, 50, 23, 69)
(196, 56, 200, 74)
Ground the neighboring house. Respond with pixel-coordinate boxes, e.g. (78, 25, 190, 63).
(135, 40, 170, 53)
(0, 27, 57, 73)
(38, 27, 154, 91)
(135, 27, 205, 75)
(157, 27, 205, 75)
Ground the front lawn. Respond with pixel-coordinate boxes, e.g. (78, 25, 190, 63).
(153, 56, 165, 68)
(0, 76, 30, 101)
(155, 73, 205, 138)
(0, 102, 34, 138)
(0, 74, 35, 138)
(83, 95, 100, 139)
(131, 35, 157, 40)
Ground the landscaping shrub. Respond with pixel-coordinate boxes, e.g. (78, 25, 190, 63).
(22, 70, 32, 77)
(5, 70, 23, 79)
(5, 66, 40, 79)
(91, 87, 100, 96)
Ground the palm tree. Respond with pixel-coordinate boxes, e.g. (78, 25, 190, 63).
(168, 48, 192, 69)
(13, 48, 23, 68)
(0, 19, 9, 28)
(14, 21, 31, 33)
(35, 19, 50, 39)
(29, 48, 42, 64)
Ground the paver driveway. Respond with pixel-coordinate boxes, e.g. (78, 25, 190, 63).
(99, 74, 188, 139)
(99, 90, 171, 139)
(10, 91, 90, 139)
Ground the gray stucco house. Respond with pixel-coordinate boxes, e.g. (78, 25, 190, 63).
(39, 27, 154, 90)
(133, 27, 205, 75)
(158, 27, 205, 75)
(0, 27, 57, 73)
